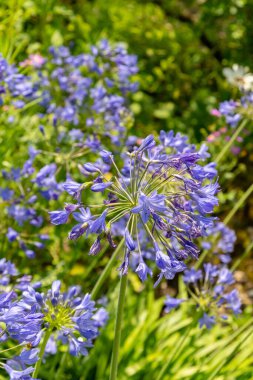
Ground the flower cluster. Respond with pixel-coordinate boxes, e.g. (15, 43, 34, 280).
(0, 276, 108, 378)
(0, 40, 138, 162)
(49, 131, 219, 285)
(0, 148, 62, 258)
(22, 40, 138, 146)
(165, 263, 241, 328)
(200, 221, 236, 264)
(0, 55, 36, 106)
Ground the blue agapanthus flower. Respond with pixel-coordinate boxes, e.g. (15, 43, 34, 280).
(49, 132, 219, 285)
(0, 148, 62, 258)
(0, 259, 18, 286)
(1, 280, 107, 355)
(24, 39, 138, 146)
(0, 278, 108, 379)
(165, 263, 241, 329)
(201, 222, 236, 263)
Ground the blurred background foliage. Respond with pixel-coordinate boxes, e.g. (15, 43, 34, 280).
(1, 0, 253, 139)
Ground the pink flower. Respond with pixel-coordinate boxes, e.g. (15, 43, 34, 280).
(20, 54, 45, 68)
(210, 109, 222, 117)
(231, 146, 241, 155)
(207, 134, 216, 142)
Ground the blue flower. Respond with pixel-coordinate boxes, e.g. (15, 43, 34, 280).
(164, 295, 184, 313)
(199, 313, 215, 329)
(91, 181, 112, 192)
(48, 210, 69, 225)
(7, 228, 19, 242)
(4, 363, 35, 380)
(63, 181, 82, 199)
(183, 268, 203, 284)
(132, 192, 166, 223)
(125, 229, 136, 251)
(50, 132, 219, 283)
(135, 259, 153, 282)
(89, 210, 107, 234)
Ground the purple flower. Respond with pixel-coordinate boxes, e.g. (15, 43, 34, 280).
(7, 228, 19, 242)
(125, 229, 136, 251)
(132, 192, 166, 223)
(50, 132, 219, 283)
(48, 210, 69, 225)
(89, 237, 102, 255)
(63, 181, 82, 199)
(135, 259, 153, 282)
(183, 268, 203, 284)
(4, 363, 34, 380)
(89, 210, 107, 234)
(137, 135, 156, 153)
(91, 181, 112, 192)
(199, 313, 215, 329)
(164, 295, 184, 313)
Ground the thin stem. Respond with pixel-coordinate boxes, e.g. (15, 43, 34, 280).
(91, 238, 124, 299)
(32, 329, 52, 378)
(109, 274, 128, 380)
(214, 119, 248, 164)
(55, 352, 67, 380)
(232, 240, 253, 271)
(0, 343, 24, 354)
(223, 183, 253, 225)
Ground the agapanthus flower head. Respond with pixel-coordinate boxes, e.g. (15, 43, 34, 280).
(182, 264, 240, 328)
(201, 222, 236, 263)
(0, 259, 18, 286)
(22, 40, 138, 146)
(1, 280, 108, 359)
(50, 132, 219, 285)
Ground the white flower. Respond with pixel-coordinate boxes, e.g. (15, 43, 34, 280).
(223, 64, 253, 91)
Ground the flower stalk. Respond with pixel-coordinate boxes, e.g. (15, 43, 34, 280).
(214, 119, 248, 164)
(109, 274, 128, 380)
(91, 238, 125, 299)
(32, 328, 52, 378)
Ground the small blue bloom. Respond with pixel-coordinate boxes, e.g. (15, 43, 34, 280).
(125, 229, 136, 251)
(164, 295, 184, 313)
(91, 181, 112, 192)
(89, 210, 107, 234)
(199, 313, 215, 329)
(48, 210, 69, 225)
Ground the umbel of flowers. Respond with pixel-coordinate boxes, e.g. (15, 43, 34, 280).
(50, 131, 219, 285)
(165, 263, 241, 329)
(0, 40, 138, 149)
(0, 266, 108, 379)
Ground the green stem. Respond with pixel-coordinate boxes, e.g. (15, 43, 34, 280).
(232, 240, 253, 271)
(55, 351, 67, 380)
(223, 183, 253, 225)
(91, 238, 124, 299)
(32, 329, 52, 378)
(109, 274, 128, 380)
(214, 119, 248, 164)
